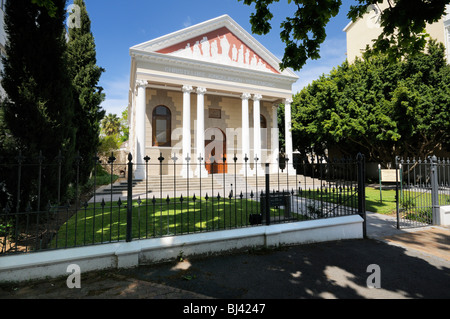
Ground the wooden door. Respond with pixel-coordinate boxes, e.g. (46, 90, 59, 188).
(205, 129, 227, 174)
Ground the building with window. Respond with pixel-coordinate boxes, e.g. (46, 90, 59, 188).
(344, 2, 450, 63)
(128, 15, 299, 179)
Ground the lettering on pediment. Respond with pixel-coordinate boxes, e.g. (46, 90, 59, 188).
(157, 27, 279, 74)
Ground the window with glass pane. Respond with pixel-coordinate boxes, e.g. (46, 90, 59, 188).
(152, 106, 171, 146)
(260, 115, 267, 149)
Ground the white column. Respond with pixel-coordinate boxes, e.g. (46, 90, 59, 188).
(284, 98, 295, 174)
(240, 93, 252, 175)
(181, 85, 194, 178)
(271, 104, 280, 174)
(135, 80, 147, 180)
(195, 87, 208, 177)
(252, 94, 262, 172)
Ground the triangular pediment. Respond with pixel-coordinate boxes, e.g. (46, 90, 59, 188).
(131, 15, 297, 77)
(156, 26, 279, 74)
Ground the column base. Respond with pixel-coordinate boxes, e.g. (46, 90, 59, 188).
(134, 168, 146, 181)
(251, 166, 265, 176)
(270, 163, 279, 174)
(195, 167, 209, 178)
(180, 167, 194, 178)
(284, 164, 296, 175)
(239, 167, 254, 177)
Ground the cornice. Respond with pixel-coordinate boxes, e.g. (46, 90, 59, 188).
(130, 14, 298, 78)
(131, 49, 298, 85)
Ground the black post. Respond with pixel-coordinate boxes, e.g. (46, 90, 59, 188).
(357, 153, 367, 238)
(430, 155, 440, 225)
(395, 156, 400, 230)
(265, 163, 270, 226)
(126, 153, 133, 242)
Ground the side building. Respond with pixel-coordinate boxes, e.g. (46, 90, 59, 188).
(344, 2, 450, 63)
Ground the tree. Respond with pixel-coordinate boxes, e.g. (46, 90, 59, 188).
(239, 0, 450, 71)
(31, 0, 57, 16)
(67, 0, 106, 184)
(119, 109, 129, 143)
(291, 41, 450, 164)
(0, 0, 76, 209)
(101, 113, 121, 136)
(98, 111, 128, 156)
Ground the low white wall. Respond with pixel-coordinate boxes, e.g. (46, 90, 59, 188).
(439, 205, 450, 226)
(0, 215, 364, 283)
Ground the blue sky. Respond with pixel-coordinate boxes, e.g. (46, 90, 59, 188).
(81, 0, 354, 116)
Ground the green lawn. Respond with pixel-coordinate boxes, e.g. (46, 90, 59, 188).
(50, 186, 448, 249)
(300, 186, 450, 216)
(299, 186, 398, 215)
(50, 197, 302, 249)
(365, 187, 397, 215)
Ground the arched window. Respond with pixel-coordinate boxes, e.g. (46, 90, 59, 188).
(152, 105, 171, 147)
(260, 115, 267, 129)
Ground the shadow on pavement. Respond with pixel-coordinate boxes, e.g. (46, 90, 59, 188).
(115, 238, 450, 299)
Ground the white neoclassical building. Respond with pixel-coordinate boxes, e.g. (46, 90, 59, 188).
(128, 15, 298, 179)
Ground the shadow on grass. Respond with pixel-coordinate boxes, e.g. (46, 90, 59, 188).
(50, 198, 304, 249)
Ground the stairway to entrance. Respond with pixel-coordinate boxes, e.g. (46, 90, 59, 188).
(95, 173, 319, 199)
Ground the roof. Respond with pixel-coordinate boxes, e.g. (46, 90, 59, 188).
(130, 14, 298, 79)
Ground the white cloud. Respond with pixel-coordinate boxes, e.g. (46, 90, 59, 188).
(100, 76, 130, 116)
(183, 16, 192, 28)
(101, 98, 128, 116)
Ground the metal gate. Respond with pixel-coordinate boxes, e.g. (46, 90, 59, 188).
(395, 156, 450, 229)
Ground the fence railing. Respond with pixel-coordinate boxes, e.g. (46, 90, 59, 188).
(0, 152, 366, 256)
(395, 156, 450, 228)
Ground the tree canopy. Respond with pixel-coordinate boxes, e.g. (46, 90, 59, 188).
(239, 0, 450, 71)
(67, 0, 106, 184)
(0, 0, 76, 208)
(291, 41, 450, 163)
(31, 0, 58, 17)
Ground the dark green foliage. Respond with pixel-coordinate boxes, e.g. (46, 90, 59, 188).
(0, 0, 75, 210)
(292, 41, 450, 163)
(239, 0, 450, 71)
(67, 0, 106, 184)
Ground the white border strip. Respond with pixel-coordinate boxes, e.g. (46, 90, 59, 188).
(0, 215, 363, 283)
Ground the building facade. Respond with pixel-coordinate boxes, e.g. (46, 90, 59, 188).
(128, 15, 298, 179)
(344, 2, 450, 63)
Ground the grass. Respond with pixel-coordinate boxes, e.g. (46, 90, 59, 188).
(49, 197, 303, 249)
(365, 187, 397, 215)
(299, 186, 398, 215)
(49, 185, 450, 249)
(301, 186, 450, 216)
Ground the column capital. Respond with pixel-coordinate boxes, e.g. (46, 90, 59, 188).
(284, 98, 293, 105)
(136, 80, 148, 89)
(272, 104, 280, 111)
(241, 93, 252, 100)
(253, 94, 262, 101)
(196, 87, 207, 95)
(182, 85, 194, 93)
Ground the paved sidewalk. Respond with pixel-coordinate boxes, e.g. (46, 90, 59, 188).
(365, 211, 450, 262)
(0, 212, 449, 301)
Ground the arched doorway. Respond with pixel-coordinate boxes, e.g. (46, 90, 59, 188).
(204, 128, 227, 174)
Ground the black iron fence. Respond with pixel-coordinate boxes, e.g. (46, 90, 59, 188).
(395, 156, 450, 228)
(0, 152, 366, 256)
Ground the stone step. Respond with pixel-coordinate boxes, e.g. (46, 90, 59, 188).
(96, 174, 321, 196)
